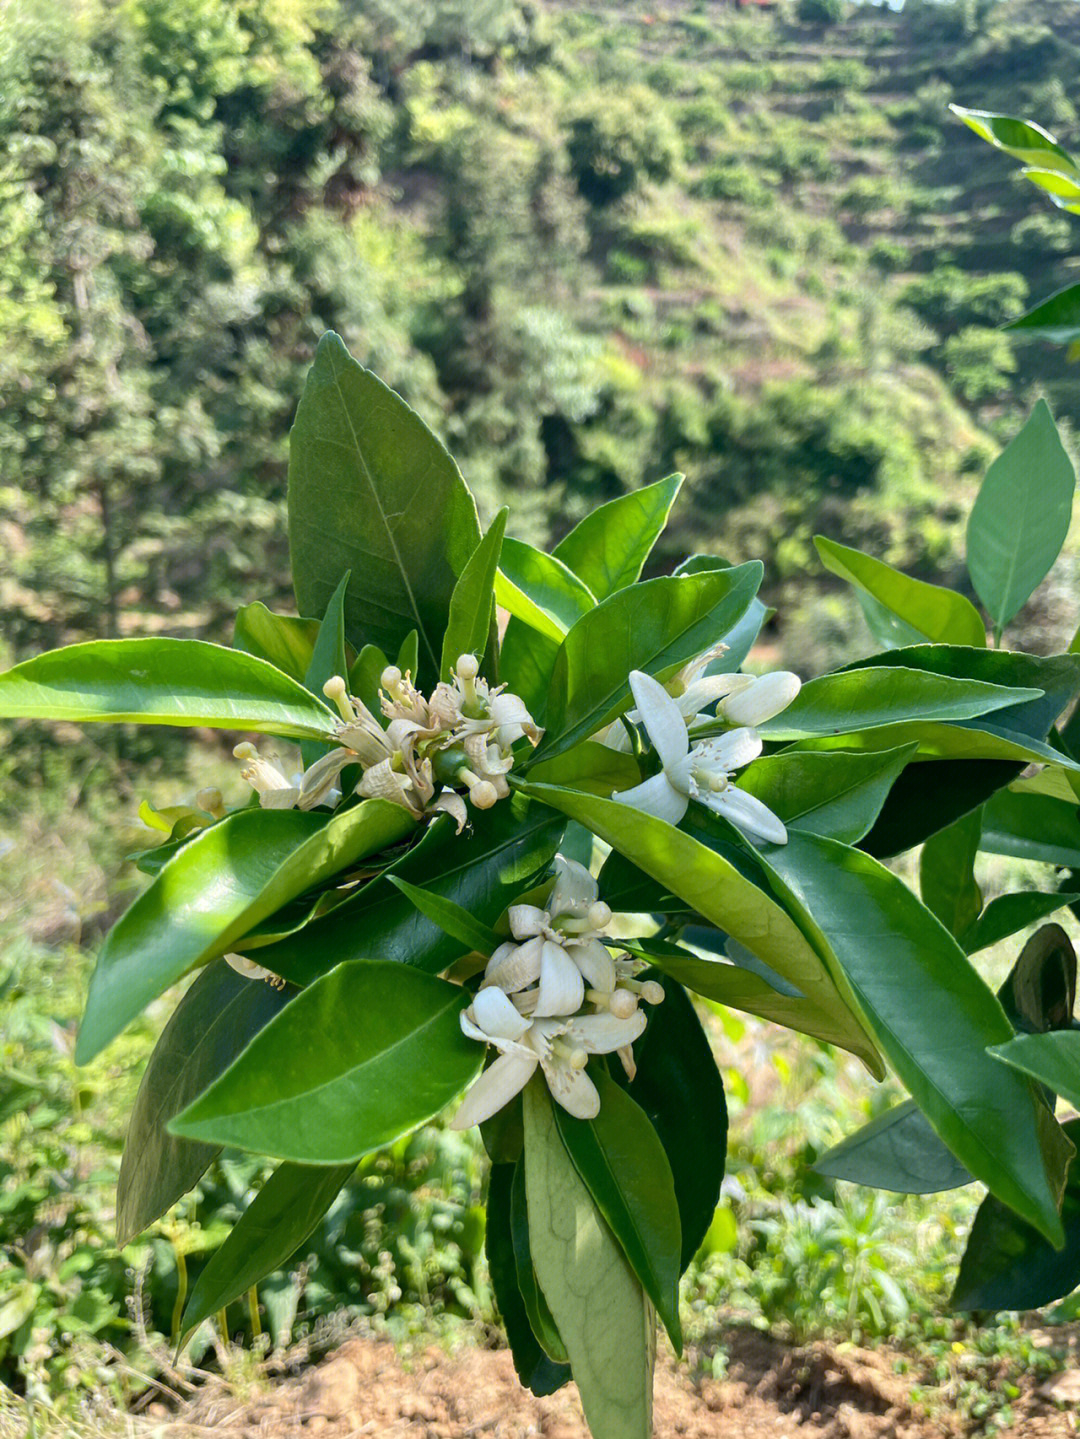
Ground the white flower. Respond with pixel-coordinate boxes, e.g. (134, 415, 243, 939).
(233, 743, 303, 809)
(224, 953, 286, 989)
(611, 670, 788, 845)
(715, 670, 801, 728)
(449, 987, 647, 1129)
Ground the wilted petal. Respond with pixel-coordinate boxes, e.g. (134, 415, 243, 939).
(707, 786, 788, 846)
(298, 748, 353, 809)
(535, 939, 585, 1017)
(612, 771, 688, 825)
(258, 787, 302, 810)
(472, 985, 533, 1041)
(629, 670, 689, 771)
(572, 937, 616, 993)
(571, 1008, 647, 1054)
(225, 953, 275, 981)
(449, 1050, 538, 1129)
(428, 788, 469, 833)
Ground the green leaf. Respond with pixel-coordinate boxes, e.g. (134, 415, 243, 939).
(495, 537, 596, 643)
(554, 1070, 683, 1353)
(920, 809, 983, 939)
(170, 962, 482, 1163)
(498, 621, 561, 720)
(233, 604, 320, 682)
(962, 891, 1080, 955)
(180, 1162, 354, 1343)
(302, 572, 350, 700)
(527, 741, 642, 799)
(990, 1031, 1080, 1111)
(0, 638, 340, 741)
(76, 800, 415, 1063)
(1022, 165, 1080, 213)
(116, 961, 293, 1246)
(347, 643, 390, 714)
(952, 1118, 1080, 1313)
(673, 555, 771, 670)
(252, 798, 564, 987)
(950, 105, 1079, 174)
(539, 563, 764, 762)
(523, 784, 881, 1075)
(759, 667, 1042, 741)
(552, 475, 683, 600)
(980, 788, 1080, 867)
(441, 509, 507, 680)
(612, 976, 726, 1269)
(511, 1159, 571, 1364)
(816, 1100, 973, 1195)
(764, 831, 1070, 1245)
(288, 331, 481, 674)
(523, 1080, 655, 1439)
(397, 630, 419, 677)
(966, 401, 1075, 640)
(386, 875, 501, 956)
(736, 746, 917, 845)
(485, 1164, 571, 1396)
(1004, 282, 1080, 345)
(815, 536, 986, 648)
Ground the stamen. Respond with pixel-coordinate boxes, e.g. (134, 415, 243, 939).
(195, 787, 225, 820)
(323, 675, 354, 722)
(608, 988, 639, 1019)
(233, 742, 258, 761)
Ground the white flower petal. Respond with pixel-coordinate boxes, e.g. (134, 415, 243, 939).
(571, 937, 616, 993)
(721, 672, 801, 727)
(708, 786, 788, 846)
(612, 771, 689, 825)
(509, 903, 548, 940)
(679, 673, 752, 713)
(486, 936, 543, 993)
(570, 1008, 648, 1054)
(449, 1051, 538, 1129)
(472, 985, 533, 1041)
(225, 953, 274, 981)
(258, 787, 302, 810)
(698, 726, 763, 774)
(535, 939, 585, 1017)
(628, 670, 689, 771)
(548, 856, 598, 918)
(541, 1060, 601, 1120)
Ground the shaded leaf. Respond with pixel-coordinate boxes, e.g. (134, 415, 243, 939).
(386, 875, 501, 956)
(919, 809, 983, 939)
(737, 746, 917, 845)
(441, 509, 507, 680)
(233, 604, 320, 683)
(1005, 282, 1080, 345)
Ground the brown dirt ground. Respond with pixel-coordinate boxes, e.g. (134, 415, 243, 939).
(136, 1329, 1080, 1439)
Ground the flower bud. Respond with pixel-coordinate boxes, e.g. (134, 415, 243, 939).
(587, 901, 612, 932)
(721, 671, 801, 727)
(195, 787, 224, 819)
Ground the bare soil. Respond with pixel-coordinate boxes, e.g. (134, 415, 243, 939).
(138, 1329, 1080, 1439)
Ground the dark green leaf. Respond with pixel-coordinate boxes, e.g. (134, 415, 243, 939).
(990, 1031, 1080, 1111)
(288, 331, 481, 673)
(999, 925, 1077, 1035)
(920, 809, 983, 939)
(736, 746, 917, 845)
(816, 1100, 973, 1195)
(1004, 282, 1080, 345)
(552, 475, 683, 600)
(386, 875, 501, 955)
(441, 509, 507, 680)
(981, 787, 1080, 867)
(170, 962, 482, 1163)
(815, 536, 985, 648)
(963, 892, 1080, 955)
(862, 760, 1023, 859)
(233, 604, 320, 682)
(302, 571, 350, 700)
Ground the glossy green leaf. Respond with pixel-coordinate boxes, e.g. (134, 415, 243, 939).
(555, 1070, 683, 1352)
(980, 788, 1080, 867)
(441, 509, 507, 680)
(498, 620, 561, 721)
(759, 668, 1041, 741)
(920, 809, 983, 939)
(613, 975, 726, 1268)
(233, 604, 320, 682)
(966, 401, 1075, 640)
(495, 537, 596, 643)
(180, 1162, 354, 1342)
(253, 798, 564, 987)
(0, 638, 340, 740)
(815, 536, 985, 648)
(523, 784, 881, 1074)
(302, 571, 350, 700)
(77, 800, 415, 1062)
(817, 1100, 973, 1195)
(1023, 166, 1080, 212)
(539, 563, 763, 762)
(962, 890, 1080, 955)
(288, 331, 481, 673)
(990, 1031, 1080, 1111)
(523, 1081, 655, 1439)
(511, 1159, 571, 1364)
(526, 741, 642, 798)
(170, 962, 482, 1162)
(552, 475, 683, 600)
(116, 961, 293, 1246)
(386, 875, 501, 956)
(347, 642, 390, 714)
(952, 1118, 1080, 1313)
(736, 746, 917, 845)
(397, 630, 419, 680)
(486, 1163, 571, 1396)
(950, 105, 1079, 173)
(764, 831, 1070, 1245)
(1004, 282, 1080, 345)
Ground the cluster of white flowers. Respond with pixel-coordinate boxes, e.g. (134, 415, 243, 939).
(233, 653, 540, 828)
(451, 857, 664, 1127)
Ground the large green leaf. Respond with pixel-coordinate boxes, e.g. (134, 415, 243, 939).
(554, 1070, 683, 1352)
(1004, 282, 1080, 346)
(919, 809, 983, 939)
(980, 788, 1080, 867)
(962, 890, 1080, 955)
(950, 105, 1079, 174)
(523, 1081, 655, 1439)
(538, 563, 763, 761)
(552, 475, 683, 600)
(441, 509, 507, 680)
(523, 784, 882, 1074)
(76, 800, 415, 1062)
(233, 604, 320, 682)
(116, 961, 293, 1246)
(495, 537, 597, 643)
(966, 401, 1075, 641)
(0, 638, 340, 741)
(815, 536, 985, 648)
(736, 746, 917, 845)
(300, 572, 351, 766)
(180, 1162, 354, 1343)
(764, 831, 1071, 1245)
(989, 1031, 1080, 1111)
(386, 875, 501, 956)
(251, 798, 564, 986)
(288, 331, 481, 676)
(170, 962, 481, 1163)
(511, 1159, 571, 1364)
(612, 976, 726, 1269)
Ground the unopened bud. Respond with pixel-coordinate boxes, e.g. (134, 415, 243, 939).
(232, 742, 258, 761)
(721, 671, 801, 727)
(609, 988, 639, 1020)
(588, 901, 612, 931)
(195, 787, 225, 819)
(456, 653, 479, 681)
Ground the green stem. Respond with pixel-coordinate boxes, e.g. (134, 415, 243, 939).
(217, 1309, 230, 1347)
(171, 1250, 188, 1346)
(247, 1286, 262, 1340)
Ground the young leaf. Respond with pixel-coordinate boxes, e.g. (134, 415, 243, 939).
(522, 1081, 656, 1439)
(552, 474, 683, 600)
(170, 962, 482, 1163)
(919, 809, 983, 940)
(815, 536, 985, 648)
(441, 509, 507, 680)
(1023, 166, 1080, 213)
(348, 642, 390, 714)
(950, 105, 1079, 174)
(966, 401, 1075, 641)
(736, 745, 917, 845)
(233, 604, 320, 682)
(1004, 282, 1080, 345)
(180, 1162, 354, 1343)
(0, 638, 340, 741)
(302, 571, 350, 700)
(495, 538, 596, 643)
(76, 800, 415, 1063)
(288, 331, 481, 672)
(116, 960, 293, 1246)
(386, 875, 501, 956)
